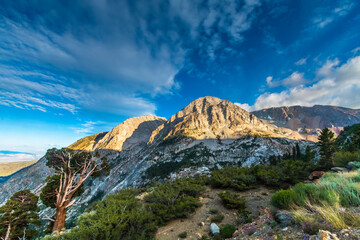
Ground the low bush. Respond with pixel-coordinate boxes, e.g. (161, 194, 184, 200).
(209, 208, 219, 214)
(270, 189, 296, 209)
(211, 167, 256, 191)
(211, 213, 224, 223)
(333, 151, 360, 167)
(220, 224, 236, 238)
(211, 158, 313, 191)
(218, 191, 246, 210)
(178, 231, 187, 238)
(144, 178, 205, 224)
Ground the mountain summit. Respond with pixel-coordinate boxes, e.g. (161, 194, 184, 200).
(149, 96, 302, 144)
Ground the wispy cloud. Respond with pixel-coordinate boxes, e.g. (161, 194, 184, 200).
(70, 121, 105, 135)
(313, 2, 355, 28)
(295, 58, 307, 66)
(265, 72, 306, 88)
(0, 0, 262, 116)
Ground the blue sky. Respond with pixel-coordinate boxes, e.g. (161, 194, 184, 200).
(1, 0, 360, 160)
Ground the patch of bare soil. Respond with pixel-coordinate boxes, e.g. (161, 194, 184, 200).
(156, 186, 273, 240)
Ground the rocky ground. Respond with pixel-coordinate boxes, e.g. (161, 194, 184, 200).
(155, 186, 360, 240)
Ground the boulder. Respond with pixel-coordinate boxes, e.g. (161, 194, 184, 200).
(275, 210, 295, 227)
(316, 230, 339, 240)
(309, 171, 325, 180)
(210, 223, 220, 235)
(330, 167, 349, 173)
(347, 161, 360, 170)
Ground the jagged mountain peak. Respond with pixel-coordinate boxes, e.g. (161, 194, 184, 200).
(148, 97, 303, 144)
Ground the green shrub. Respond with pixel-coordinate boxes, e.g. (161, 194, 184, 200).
(144, 177, 204, 224)
(178, 231, 187, 238)
(211, 213, 224, 223)
(254, 165, 282, 187)
(270, 189, 296, 209)
(218, 191, 246, 210)
(211, 167, 257, 191)
(53, 189, 158, 240)
(220, 224, 236, 238)
(292, 183, 318, 206)
(334, 151, 360, 167)
(209, 208, 219, 214)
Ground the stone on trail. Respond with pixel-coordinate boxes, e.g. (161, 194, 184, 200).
(210, 223, 220, 235)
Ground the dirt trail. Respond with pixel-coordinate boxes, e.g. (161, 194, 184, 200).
(156, 186, 272, 240)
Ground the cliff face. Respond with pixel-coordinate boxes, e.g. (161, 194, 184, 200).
(94, 115, 166, 152)
(252, 105, 360, 135)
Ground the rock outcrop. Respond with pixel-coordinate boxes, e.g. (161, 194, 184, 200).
(69, 115, 166, 152)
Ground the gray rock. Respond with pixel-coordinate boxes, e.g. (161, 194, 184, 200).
(331, 167, 349, 173)
(210, 223, 220, 235)
(275, 210, 295, 227)
(347, 161, 360, 170)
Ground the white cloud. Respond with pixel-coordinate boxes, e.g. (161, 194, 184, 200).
(265, 72, 306, 88)
(234, 102, 252, 112)
(266, 76, 273, 86)
(295, 58, 307, 65)
(249, 55, 360, 111)
(282, 72, 306, 87)
(0, 152, 42, 162)
(317, 59, 340, 76)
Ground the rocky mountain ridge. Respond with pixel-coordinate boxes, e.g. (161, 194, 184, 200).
(252, 105, 360, 135)
(0, 96, 316, 227)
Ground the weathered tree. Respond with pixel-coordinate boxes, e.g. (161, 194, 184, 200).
(40, 148, 108, 234)
(0, 190, 40, 240)
(318, 128, 338, 169)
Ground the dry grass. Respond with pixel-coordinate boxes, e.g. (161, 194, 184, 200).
(0, 161, 37, 176)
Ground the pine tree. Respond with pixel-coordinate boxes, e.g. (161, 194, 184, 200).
(0, 190, 40, 240)
(296, 143, 301, 159)
(318, 128, 338, 169)
(350, 125, 360, 151)
(40, 148, 108, 235)
(304, 145, 313, 162)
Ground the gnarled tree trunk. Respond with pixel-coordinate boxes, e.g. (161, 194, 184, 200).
(52, 206, 67, 233)
(4, 223, 11, 240)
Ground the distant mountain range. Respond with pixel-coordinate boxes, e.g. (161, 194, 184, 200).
(1, 97, 359, 226)
(252, 105, 360, 135)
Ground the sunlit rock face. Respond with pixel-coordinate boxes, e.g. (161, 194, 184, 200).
(149, 96, 304, 144)
(69, 115, 166, 152)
